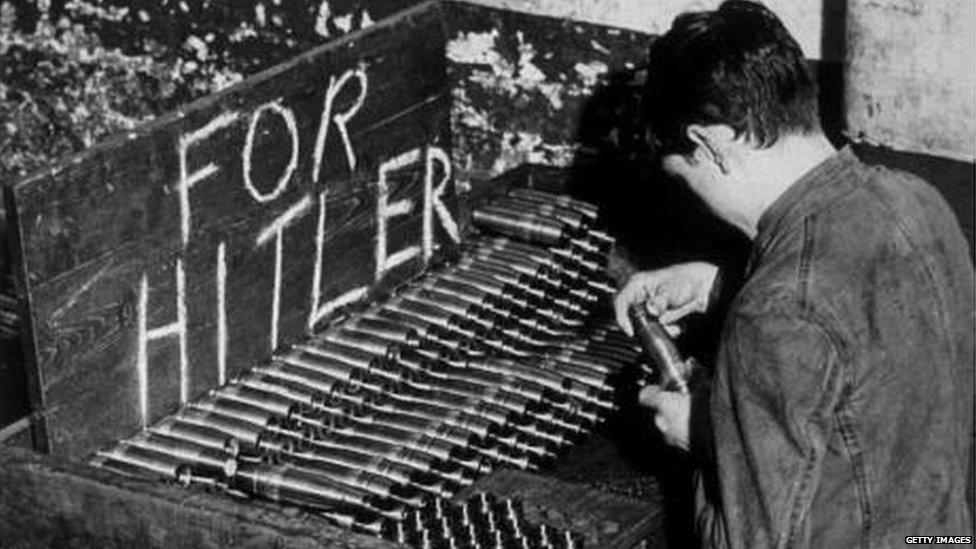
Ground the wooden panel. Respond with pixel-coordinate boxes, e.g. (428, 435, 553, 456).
(7, 1, 465, 458)
(0, 446, 396, 549)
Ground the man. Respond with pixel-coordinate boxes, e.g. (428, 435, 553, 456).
(614, 1, 975, 547)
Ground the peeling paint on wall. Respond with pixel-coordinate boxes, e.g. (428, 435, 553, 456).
(574, 60, 609, 88)
(460, 0, 825, 59)
(447, 5, 650, 183)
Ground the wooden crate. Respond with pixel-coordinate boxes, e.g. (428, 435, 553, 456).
(1, 2, 656, 546)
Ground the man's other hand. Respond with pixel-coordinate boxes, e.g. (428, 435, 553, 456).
(639, 385, 692, 452)
(614, 262, 720, 336)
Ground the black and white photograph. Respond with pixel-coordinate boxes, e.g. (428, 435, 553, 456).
(0, 0, 973, 547)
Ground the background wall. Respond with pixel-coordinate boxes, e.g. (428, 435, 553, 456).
(462, 0, 827, 59)
(845, 0, 975, 162)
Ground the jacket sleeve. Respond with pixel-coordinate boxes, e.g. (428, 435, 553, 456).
(697, 301, 846, 549)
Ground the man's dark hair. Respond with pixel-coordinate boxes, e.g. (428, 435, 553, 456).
(642, 0, 819, 156)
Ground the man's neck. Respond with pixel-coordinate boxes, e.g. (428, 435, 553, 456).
(740, 133, 837, 238)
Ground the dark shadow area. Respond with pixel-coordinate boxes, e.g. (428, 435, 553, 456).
(538, 63, 752, 548)
(0, 207, 30, 430)
(818, 0, 848, 141)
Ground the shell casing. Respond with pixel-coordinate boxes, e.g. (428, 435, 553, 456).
(496, 195, 592, 229)
(91, 453, 191, 483)
(438, 270, 531, 311)
(496, 193, 588, 219)
(277, 349, 357, 381)
(402, 373, 534, 416)
(150, 416, 240, 456)
(174, 407, 269, 450)
(484, 201, 589, 238)
(547, 350, 615, 375)
(331, 419, 475, 473)
(346, 315, 419, 342)
(440, 362, 550, 404)
(215, 383, 301, 419)
(95, 444, 189, 483)
(384, 299, 482, 342)
(409, 287, 553, 348)
(297, 340, 401, 382)
(461, 261, 586, 318)
(470, 235, 553, 260)
(370, 399, 496, 441)
(506, 188, 599, 219)
(188, 397, 312, 443)
(567, 344, 640, 366)
(254, 360, 346, 397)
(191, 394, 279, 428)
(309, 429, 463, 485)
(465, 249, 565, 289)
(442, 269, 575, 327)
(559, 337, 642, 359)
(369, 309, 478, 355)
(346, 408, 455, 443)
(232, 461, 407, 522)
(388, 383, 519, 428)
(344, 322, 453, 358)
(234, 373, 352, 420)
(567, 236, 603, 257)
(549, 247, 603, 274)
(420, 277, 525, 321)
(477, 203, 583, 243)
(395, 295, 527, 356)
(129, 431, 238, 478)
(285, 456, 425, 509)
(467, 237, 558, 269)
(474, 255, 599, 307)
(321, 329, 397, 359)
(216, 384, 347, 437)
(288, 446, 456, 499)
(472, 207, 566, 246)
(275, 352, 392, 397)
(235, 371, 324, 405)
(461, 357, 604, 414)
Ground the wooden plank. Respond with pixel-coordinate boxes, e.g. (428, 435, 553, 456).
(7, 1, 465, 458)
(0, 446, 397, 548)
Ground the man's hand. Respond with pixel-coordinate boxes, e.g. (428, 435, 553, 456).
(614, 262, 720, 336)
(639, 385, 692, 452)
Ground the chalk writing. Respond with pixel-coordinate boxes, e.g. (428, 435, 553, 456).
(255, 195, 313, 350)
(138, 63, 456, 429)
(424, 146, 460, 262)
(176, 111, 240, 246)
(308, 190, 370, 330)
(375, 148, 422, 281)
(216, 242, 227, 385)
(137, 259, 187, 427)
(242, 101, 299, 203)
(312, 67, 367, 182)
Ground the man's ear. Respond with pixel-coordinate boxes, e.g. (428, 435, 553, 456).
(686, 124, 735, 175)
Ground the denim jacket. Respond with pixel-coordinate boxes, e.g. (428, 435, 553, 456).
(696, 147, 975, 548)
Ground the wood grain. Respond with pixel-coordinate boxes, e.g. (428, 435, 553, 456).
(8, 1, 459, 458)
(0, 446, 397, 549)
